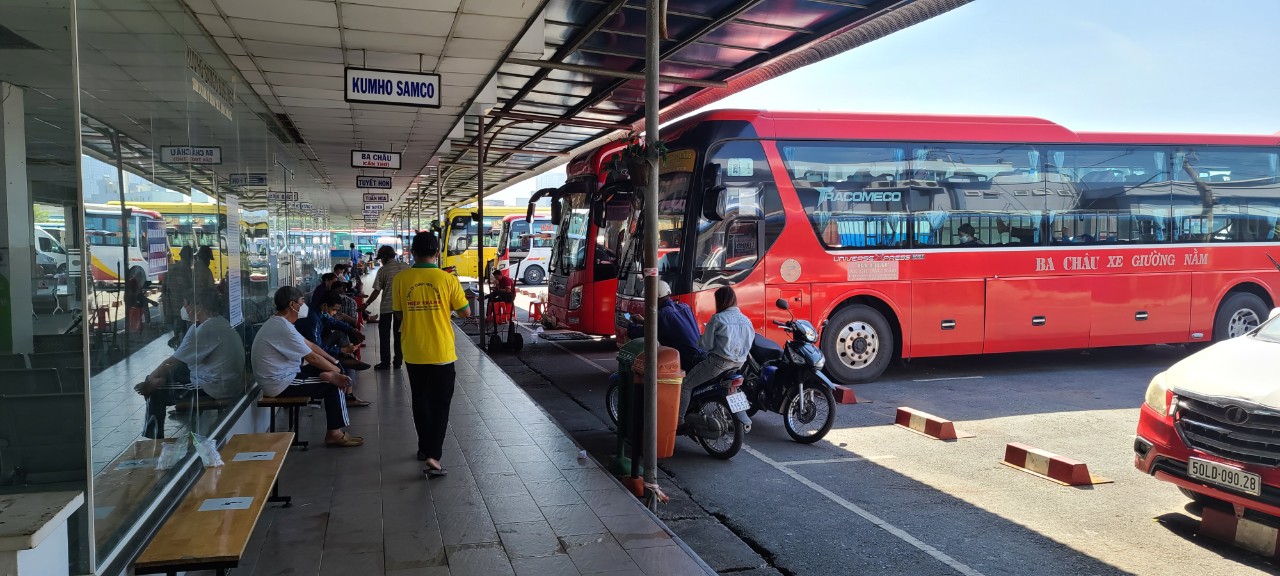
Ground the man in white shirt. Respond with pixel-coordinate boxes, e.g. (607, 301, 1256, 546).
(361, 245, 409, 370)
(251, 286, 363, 447)
(136, 290, 245, 439)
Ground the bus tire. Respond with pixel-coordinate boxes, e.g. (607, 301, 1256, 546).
(822, 304, 893, 384)
(1213, 291, 1268, 341)
(522, 265, 545, 285)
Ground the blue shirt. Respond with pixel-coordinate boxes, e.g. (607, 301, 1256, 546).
(656, 299, 705, 370)
(294, 312, 355, 357)
(699, 306, 754, 364)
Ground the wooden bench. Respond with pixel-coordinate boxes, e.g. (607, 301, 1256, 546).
(134, 432, 294, 576)
(258, 395, 312, 450)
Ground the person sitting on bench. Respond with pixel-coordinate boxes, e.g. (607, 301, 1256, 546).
(135, 290, 244, 439)
(252, 286, 363, 447)
(295, 292, 372, 407)
(487, 269, 516, 307)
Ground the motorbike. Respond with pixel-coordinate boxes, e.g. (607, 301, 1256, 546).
(738, 299, 837, 444)
(606, 314, 750, 460)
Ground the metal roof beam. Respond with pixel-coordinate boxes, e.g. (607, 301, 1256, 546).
(487, 110, 629, 131)
(451, 144, 570, 157)
(505, 58, 728, 89)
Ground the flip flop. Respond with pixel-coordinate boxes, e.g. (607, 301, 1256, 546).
(325, 433, 364, 448)
(423, 463, 448, 477)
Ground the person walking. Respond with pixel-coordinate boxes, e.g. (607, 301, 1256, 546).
(362, 245, 409, 369)
(393, 232, 471, 476)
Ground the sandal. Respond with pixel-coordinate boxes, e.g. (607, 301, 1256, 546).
(423, 463, 448, 477)
(346, 396, 372, 407)
(325, 433, 364, 448)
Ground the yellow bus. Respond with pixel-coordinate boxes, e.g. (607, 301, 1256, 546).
(108, 200, 227, 277)
(440, 205, 525, 279)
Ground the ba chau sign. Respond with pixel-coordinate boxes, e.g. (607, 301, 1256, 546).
(351, 150, 401, 170)
(345, 68, 441, 108)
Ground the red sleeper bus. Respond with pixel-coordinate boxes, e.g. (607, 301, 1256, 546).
(614, 109, 1280, 384)
(531, 142, 633, 336)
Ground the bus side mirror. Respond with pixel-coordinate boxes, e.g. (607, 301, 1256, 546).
(702, 185, 727, 222)
(455, 237, 470, 252)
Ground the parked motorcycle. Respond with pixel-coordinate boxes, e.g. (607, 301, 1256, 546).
(738, 299, 837, 444)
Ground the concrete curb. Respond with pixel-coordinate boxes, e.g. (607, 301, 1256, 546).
(893, 407, 972, 440)
(999, 442, 1111, 486)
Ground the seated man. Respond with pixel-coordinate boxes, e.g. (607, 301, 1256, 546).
(487, 268, 516, 306)
(296, 292, 372, 406)
(135, 290, 244, 439)
(956, 223, 983, 246)
(310, 272, 337, 307)
(330, 281, 362, 327)
(252, 286, 363, 447)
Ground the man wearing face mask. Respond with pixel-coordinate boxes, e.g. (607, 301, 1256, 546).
(252, 286, 363, 447)
(295, 292, 372, 406)
(956, 223, 983, 246)
(135, 290, 244, 439)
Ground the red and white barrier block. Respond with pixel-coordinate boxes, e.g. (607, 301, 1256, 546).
(1200, 505, 1280, 557)
(832, 384, 859, 404)
(893, 407, 973, 440)
(1000, 443, 1111, 486)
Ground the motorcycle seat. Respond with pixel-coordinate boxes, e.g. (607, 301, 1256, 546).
(750, 334, 783, 362)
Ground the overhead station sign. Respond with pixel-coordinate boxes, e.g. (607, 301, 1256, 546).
(268, 191, 298, 202)
(363, 203, 385, 213)
(345, 67, 441, 108)
(362, 192, 390, 203)
(160, 146, 222, 165)
(351, 150, 401, 170)
(229, 172, 268, 187)
(356, 176, 392, 189)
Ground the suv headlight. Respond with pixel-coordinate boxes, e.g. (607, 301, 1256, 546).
(1143, 372, 1172, 415)
(568, 285, 583, 310)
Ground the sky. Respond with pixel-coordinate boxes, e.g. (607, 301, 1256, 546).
(488, 0, 1280, 204)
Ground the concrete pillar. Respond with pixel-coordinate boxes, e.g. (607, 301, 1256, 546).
(0, 82, 34, 354)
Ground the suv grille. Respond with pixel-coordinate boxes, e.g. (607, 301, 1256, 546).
(1176, 396, 1280, 468)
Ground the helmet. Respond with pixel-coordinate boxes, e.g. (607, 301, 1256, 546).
(654, 280, 671, 298)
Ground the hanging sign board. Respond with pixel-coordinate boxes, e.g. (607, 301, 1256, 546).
(268, 191, 298, 202)
(362, 192, 390, 203)
(356, 176, 393, 189)
(351, 150, 401, 170)
(345, 67, 442, 108)
(160, 146, 222, 165)
(229, 173, 268, 187)
(363, 204, 385, 214)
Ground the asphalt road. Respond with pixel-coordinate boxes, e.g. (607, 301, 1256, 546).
(471, 288, 1279, 576)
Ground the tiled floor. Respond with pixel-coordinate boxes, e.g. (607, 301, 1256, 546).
(232, 323, 714, 576)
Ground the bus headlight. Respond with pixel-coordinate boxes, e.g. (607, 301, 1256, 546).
(568, 285, 583, 310)
(1143, 373, 1172, 416)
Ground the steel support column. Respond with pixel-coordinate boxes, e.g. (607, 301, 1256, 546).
(476, 115, 487, 351)
(642, 0, 661, 512)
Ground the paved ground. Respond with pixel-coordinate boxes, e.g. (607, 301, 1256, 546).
(472, 286, 1280, 576)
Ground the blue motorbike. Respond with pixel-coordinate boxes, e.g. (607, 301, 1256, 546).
(739, 299, 837, 444)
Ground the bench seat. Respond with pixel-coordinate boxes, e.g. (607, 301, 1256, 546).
(134, 432, 293, 576)
(258, 395, 312, 450)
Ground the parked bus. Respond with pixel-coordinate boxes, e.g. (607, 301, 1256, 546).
(440, 205, 524, 278)
(614, 109, 1280, 384)
(109, 200, 227, 276)
(530, 142, 632, 336)
(84, 204, 169, 285)
(493, 213, 554, 284)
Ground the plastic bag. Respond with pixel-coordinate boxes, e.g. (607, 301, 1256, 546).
(191, 432, 224, 468)
(155, 440, 187, 471)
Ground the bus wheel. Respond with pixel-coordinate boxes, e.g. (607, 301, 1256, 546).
(822, 304, 892, 384)
(522, 266, 544, 285)
(1214, 291, 1268, 341)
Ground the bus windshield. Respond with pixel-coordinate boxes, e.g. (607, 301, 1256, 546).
(618, 170, 692, 297)
(551, 193, 591, 274)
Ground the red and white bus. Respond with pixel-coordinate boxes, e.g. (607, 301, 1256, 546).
(615, 109, 1280, 384)
(531, 142, 633, 336)
(493, 213, 554, 284)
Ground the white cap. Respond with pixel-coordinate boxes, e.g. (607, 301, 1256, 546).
(655, 280, 671, 298)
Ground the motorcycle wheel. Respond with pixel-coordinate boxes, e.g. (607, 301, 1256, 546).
(782, 380, 836, 444)
(695, 398, 744, 460)
(605, 380, 621, 426)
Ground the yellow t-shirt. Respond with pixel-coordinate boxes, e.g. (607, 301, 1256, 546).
(392, 264, 470, 364)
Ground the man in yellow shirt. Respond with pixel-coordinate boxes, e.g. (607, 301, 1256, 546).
(393, 231, 471, 477)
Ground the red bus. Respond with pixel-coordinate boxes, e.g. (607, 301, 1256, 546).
(615, 109, 1280, 384)
(493, 213, 553, 284)
(531, 142, 633, 336)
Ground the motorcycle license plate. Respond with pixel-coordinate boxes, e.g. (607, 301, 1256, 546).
(726, 392, 750, 413)
(1188, 457, 1261, 496)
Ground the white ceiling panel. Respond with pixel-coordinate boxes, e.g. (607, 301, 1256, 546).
(453, 14, 526, 41)
(214, 35, 248, 55)
(340, 6, 454, 36)
(342, 0, 462, 12)
(254, 58, 344, 77)
(342, 30, 447, 55)
(186, 0, 219, 14)
(226, 19, 342, 46)
(239, 40, 345, 64)
(196, 12, 235, 37)
(346, 50, 433, 71)
(437, 56, 493, 75)
(278, 96, 351, 109)
(263, 72, 342, 90)
(463, 0, 537, 18)
(444, 38, 508, 60)
(216, 0, 339, 27)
